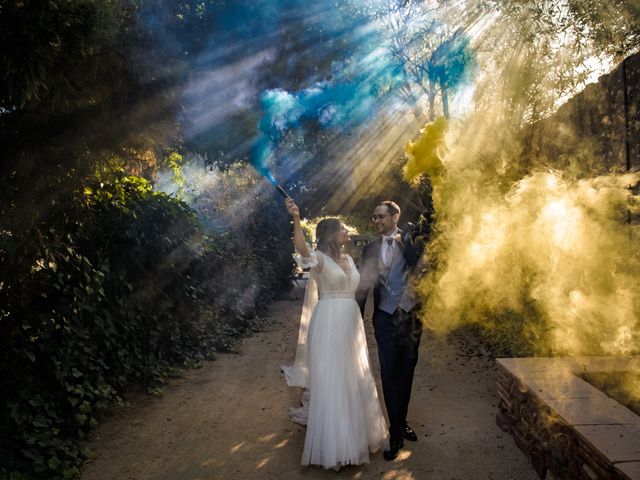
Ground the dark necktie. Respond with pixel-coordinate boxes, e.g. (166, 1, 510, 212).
(383, 237, 394, 267)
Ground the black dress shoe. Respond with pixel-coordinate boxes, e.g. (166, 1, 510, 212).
(383, 440, 404, 460)
(403, 424, 418, 442)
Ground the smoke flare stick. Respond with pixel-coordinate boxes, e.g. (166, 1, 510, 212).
(275, 183, 292, 199)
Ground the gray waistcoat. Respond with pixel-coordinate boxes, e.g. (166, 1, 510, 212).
(378, 243, 417, 314)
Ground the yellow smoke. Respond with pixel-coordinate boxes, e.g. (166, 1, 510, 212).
(396, 0, 640, 358)
(403, 117, 448, 186)
(407, 115, 640, 358)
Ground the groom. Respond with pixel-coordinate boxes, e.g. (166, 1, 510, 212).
(356, 200, 423, 461)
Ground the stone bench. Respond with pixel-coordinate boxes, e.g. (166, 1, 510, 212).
(496, 357, 640, 479)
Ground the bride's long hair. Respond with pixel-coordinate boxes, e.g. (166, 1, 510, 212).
(315, 218, 342, 259)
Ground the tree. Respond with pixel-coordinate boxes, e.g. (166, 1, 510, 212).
(0, 0, 124, 112)
(478, 0, 640, 126)
(371, 0, 477, 120)
(428, 28, 476, 118)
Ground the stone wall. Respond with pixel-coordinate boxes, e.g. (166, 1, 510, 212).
(496, 357, 640, 480)
(523, 53, 640, 175)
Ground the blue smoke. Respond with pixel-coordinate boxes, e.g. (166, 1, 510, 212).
(252, 50, 405, 181)
(135, 1, 476, 185)
(429, 30, 477, 90)
(249, 6, 413, 182)
(249, 13, 477, 184)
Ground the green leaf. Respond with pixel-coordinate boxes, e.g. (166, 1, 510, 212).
(78, 401, 91, 414)
(47, 456, 61, 471)
(20, 448, 44, 463)
(32, 415, 49, 428)
(28, 395, 44, 407)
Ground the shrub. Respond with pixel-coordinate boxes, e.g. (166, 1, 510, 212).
(0, 168, 293, 479)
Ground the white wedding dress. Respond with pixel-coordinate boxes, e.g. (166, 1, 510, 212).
(282, 249, 388, 469)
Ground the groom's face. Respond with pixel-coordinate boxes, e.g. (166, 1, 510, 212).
(373, 205, 398, 236)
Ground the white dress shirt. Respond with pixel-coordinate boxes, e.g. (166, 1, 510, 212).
(381, 228, 399, 267)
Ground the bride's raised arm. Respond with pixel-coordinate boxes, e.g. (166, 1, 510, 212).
(285, 198, 311, 258)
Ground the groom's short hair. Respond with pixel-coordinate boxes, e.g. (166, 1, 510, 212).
(380, 200, 401, 217)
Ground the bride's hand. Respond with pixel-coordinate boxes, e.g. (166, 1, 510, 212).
(285, 198, 300, 218)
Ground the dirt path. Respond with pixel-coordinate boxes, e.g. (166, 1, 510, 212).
(81, 285, 538, 480)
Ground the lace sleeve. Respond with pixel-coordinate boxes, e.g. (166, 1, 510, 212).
(295, 252, 318, 269)
(295, 243, 324, 271)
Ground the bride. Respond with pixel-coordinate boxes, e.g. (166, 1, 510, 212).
(281, 198, 388, 470)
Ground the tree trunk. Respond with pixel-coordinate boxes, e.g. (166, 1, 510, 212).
(428, 80, 436, 121)
(412, 104, 427, 123)
(441, 85, 449, 119)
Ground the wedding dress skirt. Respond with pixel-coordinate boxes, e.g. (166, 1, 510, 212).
(282, 250, 388, 469)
